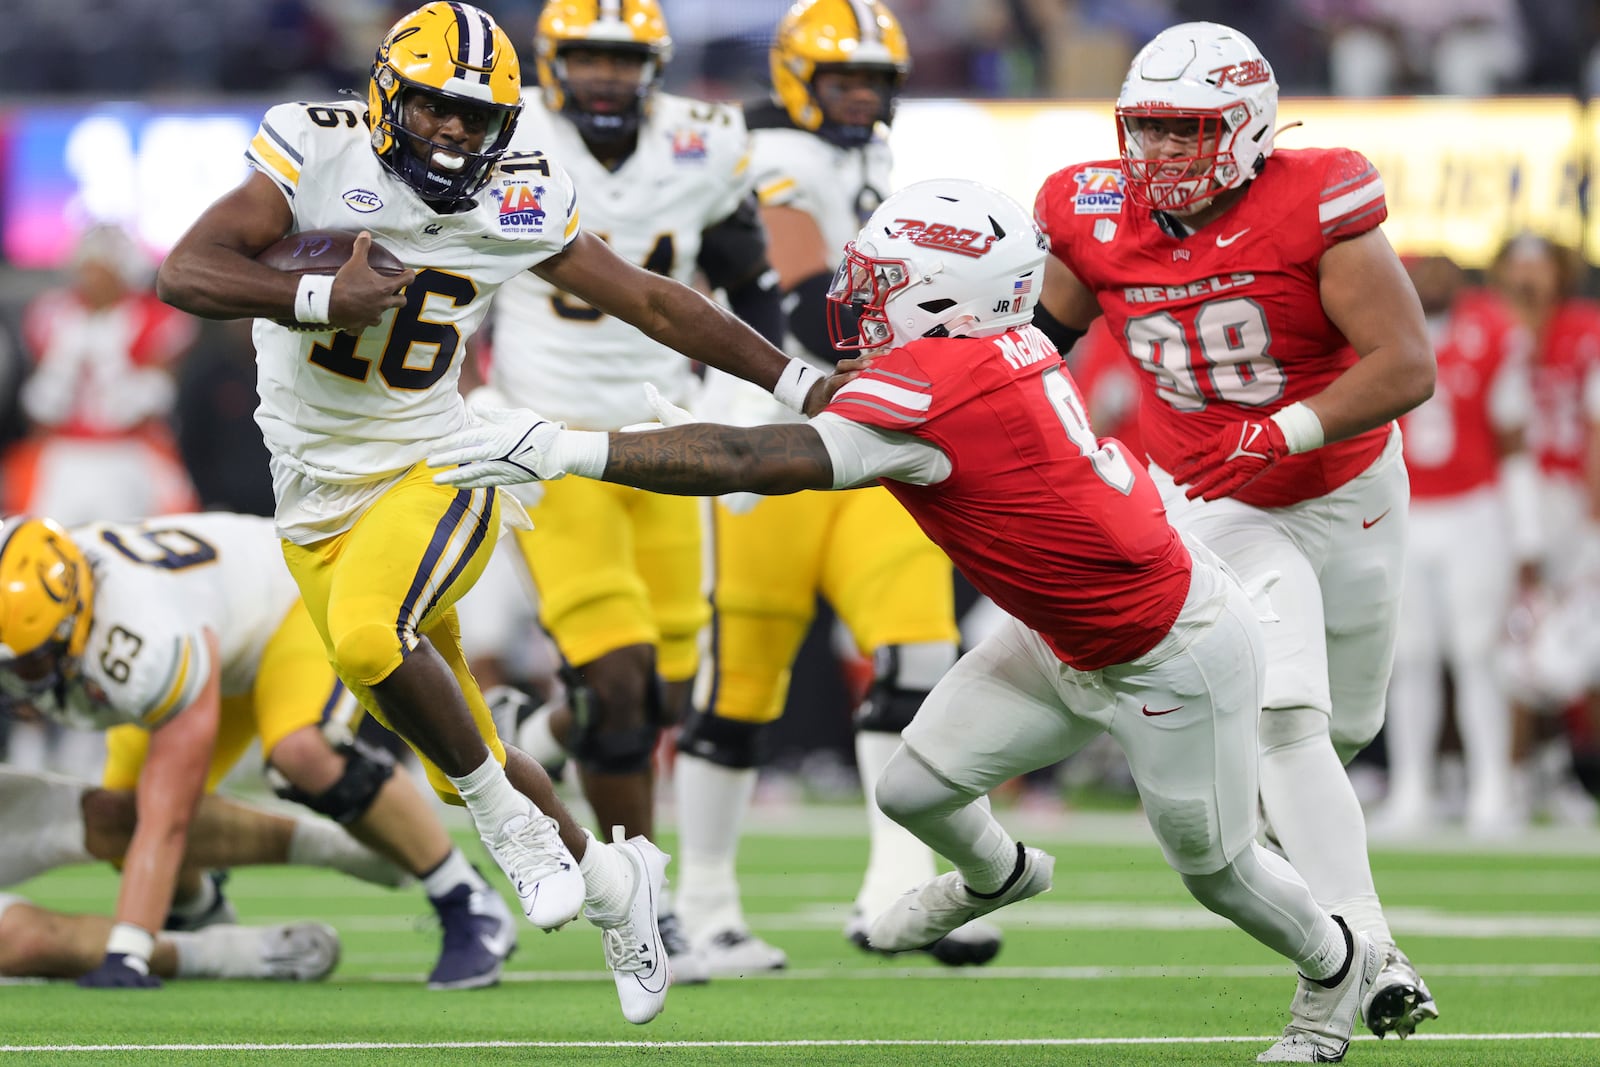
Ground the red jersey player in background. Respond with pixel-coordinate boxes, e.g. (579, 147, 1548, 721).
(1375, 254, 1536, 840)
(1490, 234, 1600, 824)
(1031, 22, 1438, 1039)
(1067, 317, 1145, 462)
(430, 179, 1387, 1064)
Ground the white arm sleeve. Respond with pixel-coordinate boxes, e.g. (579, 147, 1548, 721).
(809, 412, 951, 490)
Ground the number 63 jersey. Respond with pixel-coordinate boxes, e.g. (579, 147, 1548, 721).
(245, 100, 580, 484)
(1036, 147, 1392, 508)
(41, 514, 301, 732)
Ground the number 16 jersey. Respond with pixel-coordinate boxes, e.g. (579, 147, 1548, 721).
(245, 100, 580, 487)
(1036, 147, 1391, 508)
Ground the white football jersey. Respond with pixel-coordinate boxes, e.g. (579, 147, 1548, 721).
(39, 514, 300, 732)
(245, 100, 581, 489)
(701, 107, 893, 427)
(490, 93, 753, 429)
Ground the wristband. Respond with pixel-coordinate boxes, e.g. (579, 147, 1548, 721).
(773, 359, 825, 414)
(294, 275, 335, 325)
(558, 430, 610, 479)
(1269, 401, 1325, 455)
(107, 921, 156, 965)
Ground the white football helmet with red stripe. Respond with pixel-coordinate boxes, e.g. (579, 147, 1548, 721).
(827, 178, 1048, 351)
(1115, 21, 1278, 214)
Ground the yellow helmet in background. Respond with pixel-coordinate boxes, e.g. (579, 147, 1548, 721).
(771, 0, 910, 147)
(535, 0, 673, 141)
(367, 2, 524, 207)
(0, 517, 94, 705)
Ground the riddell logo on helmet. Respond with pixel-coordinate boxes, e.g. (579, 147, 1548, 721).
(888, 219, 996, 258)
(1209, 59, 1271, 87)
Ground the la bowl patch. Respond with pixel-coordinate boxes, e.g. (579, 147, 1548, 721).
(493, 182, 546, 233)
(1074, 168, 1124, 215)
(342, 188, 383, 213)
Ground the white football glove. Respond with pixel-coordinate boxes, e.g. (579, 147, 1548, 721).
(430, 403, 569, 490)
(624, 384, 765, 515)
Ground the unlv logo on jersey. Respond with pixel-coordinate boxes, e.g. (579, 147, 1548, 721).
(888, 219, 996, 258)
(1209, 59, 1272, 87)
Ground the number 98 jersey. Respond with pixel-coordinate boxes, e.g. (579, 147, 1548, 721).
(1036, 147, 1392, 508)
(245, 100, 580, 483)
(41, 514, 300, 732)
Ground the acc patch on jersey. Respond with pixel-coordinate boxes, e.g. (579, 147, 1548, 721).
(493, 182, 547, 233)
(1074, 168, 1125, 215)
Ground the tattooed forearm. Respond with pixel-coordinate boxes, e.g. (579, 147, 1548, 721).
(602, 423, 835, 496)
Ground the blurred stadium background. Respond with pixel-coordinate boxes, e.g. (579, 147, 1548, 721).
(1, 1, 1598, 1062)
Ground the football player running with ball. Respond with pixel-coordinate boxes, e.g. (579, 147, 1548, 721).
(431, 179, 1389, 1065)
(1031, 22, 1438, 1043)
(157, 2, 837, 1023)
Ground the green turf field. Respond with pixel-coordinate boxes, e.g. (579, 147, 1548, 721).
(4, 805, 1597, 1066)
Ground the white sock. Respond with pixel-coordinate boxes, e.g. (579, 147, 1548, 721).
(169, 926, 267, 978)
(448, 754, 534, 836)
(1260, 709, 1393, 945)
(287, 815, 411, 888)
(1383, 656, 1443, 813)
(420, 847, 483, 900)
(2, 770, 93, 886)
(954, 803, 1018, 895)
(1180, 844, 1346, 979)
(579, 830, 633, 922)
(515, 700, 567, 768)
(855, 730, 938, 914)
(673, 754, 756, 937)
(1453, 659, 1515, 818)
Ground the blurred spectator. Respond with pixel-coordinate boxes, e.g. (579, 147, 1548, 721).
(1375, 254, 1533, 839)
(1301, 0, 1527, 96)
(1489, 233, 1600, 823)
(2, 224, 198, 526)
(174, 319, 275, 516)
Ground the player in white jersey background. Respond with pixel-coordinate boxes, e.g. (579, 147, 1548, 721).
(156, 2, 844, 1021)
(678, 0, 993, 976)
(481, 1, 787, 983)
(0, 513, 517, 990)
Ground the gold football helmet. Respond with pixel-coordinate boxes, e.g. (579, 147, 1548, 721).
(771, 0, 909, 147)
(535, 0, 673, 142)
(367, 2, 524, 207)
(0, 517, 94, 706)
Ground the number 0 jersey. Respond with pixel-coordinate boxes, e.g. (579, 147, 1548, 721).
(38, 514, 301, 732)
(1037, 148, 1391, 508)
(491, 93, 752, 429)
(245, 100, 580, 486)
(817, 325, 1192, 671)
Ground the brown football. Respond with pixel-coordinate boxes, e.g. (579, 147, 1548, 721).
(255, 229, 409, 277)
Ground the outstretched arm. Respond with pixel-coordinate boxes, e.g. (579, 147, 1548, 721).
(600, 423, 835, 497)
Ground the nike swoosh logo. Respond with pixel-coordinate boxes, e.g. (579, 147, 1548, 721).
(1362, 509, 1391, 529)
(1226, 422, 1267, 461)
(1142, 705, 1183, 717)
(1216, 228, 1251, 247)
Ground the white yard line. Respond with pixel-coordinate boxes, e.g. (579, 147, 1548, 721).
(4, 1033, 1597, 1053)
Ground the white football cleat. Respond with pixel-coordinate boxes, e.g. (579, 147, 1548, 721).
(845, 909, 1003, 966)
(1363, 943, 1439, 1039)
(587, 829, 670, 1024)
(867, 845, 1053, 954)
(482, 810, 583, 931)
(695, 926, 789, 977)
(657, 912, 710, 986)
(1258, 918, 1382, 1062)
(258, 921, 341, 982)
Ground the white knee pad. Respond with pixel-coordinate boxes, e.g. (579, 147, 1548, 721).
(1258, 705, 1330, 754)
(1328, 707, 1384, 766)
(873, 745, 969, 827)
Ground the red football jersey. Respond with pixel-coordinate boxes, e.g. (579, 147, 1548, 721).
(1402, 289, 1528, 499)
(824, 324, 1192, 671)
(1068, 318, 1145, 463)
(1527, 299, 1600, 480)
(1036, 147, 1392, 508)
